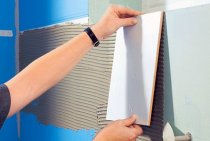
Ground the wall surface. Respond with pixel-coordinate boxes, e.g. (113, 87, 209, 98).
(17, 0, 210, 141)
(164, 4, 210, 140)
(19, 1, 93, 141)
(142, 0, 210, 12)
(0, 0, 18, 141)
(19, 0, 88, 31)
(19, 1, 142, 140)
(19, 24, 116, 141)
(21, 113, 95, 141)
(89, 0, 141, 23)
(89, 0, 210, 24)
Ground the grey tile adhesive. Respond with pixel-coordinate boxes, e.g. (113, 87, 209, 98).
(20, 23, 164, 140)
(20, 24, 115, 131)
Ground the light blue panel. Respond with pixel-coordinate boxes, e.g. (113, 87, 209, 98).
(165, 4, 210, 140)
(141, 0, 210, 12)
(89, 0, 110, 24)
(19, 0, 88, 31)
(21, 113, 95, 141)
(89, 0, 141, 24)
(0, 0, 18, 141)
(110, 0, 141, 10)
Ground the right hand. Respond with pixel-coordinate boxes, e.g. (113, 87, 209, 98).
(94, 115, 143, 141)
(91, 5, 141, 40)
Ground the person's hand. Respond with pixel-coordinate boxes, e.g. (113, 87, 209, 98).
(91, 5, 141, 40)
(93, 115, 143, 141)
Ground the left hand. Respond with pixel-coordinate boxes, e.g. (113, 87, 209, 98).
(93, 115, 143, 141)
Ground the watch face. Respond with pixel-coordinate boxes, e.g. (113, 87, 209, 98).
(94, 41, 100, 47)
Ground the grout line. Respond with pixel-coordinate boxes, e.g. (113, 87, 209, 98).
(15, 0, 21, 139)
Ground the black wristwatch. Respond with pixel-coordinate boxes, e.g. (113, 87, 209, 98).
(84, 27, 100, 47)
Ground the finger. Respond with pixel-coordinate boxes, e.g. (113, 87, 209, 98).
(119, 17, 138, 27)
(113, 5, 141, 17)
(122, 115, 137, 126)
(128, 129, 141, 141)
(133, 125, 143, 136)
(129, 125, 135, 128)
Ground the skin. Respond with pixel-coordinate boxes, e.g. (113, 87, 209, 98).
(93, 115, 143, 141)
(5, 5, 143, 141)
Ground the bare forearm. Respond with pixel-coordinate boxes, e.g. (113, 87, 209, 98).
(6, 32, 92, 116)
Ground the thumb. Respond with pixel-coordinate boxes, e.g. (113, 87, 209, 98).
(122, 115, 137, 126)
(119, 17, 138, 27)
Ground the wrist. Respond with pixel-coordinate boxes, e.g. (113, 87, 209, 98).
(91, 24, 104, 41)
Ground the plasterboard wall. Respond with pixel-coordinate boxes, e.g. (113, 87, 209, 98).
(164, 4, 210, 140)
(142, 0, 210, 12)
(89, 0, 210, 24)
(89, 0, 141, 24)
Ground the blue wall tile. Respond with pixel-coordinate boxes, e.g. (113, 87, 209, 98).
(21, 113, 95, 141)
(19, 0, 88, 31)
(0, 0, 18, 141)
(0, 116, 18, 141)
(0, 0, 15, 29)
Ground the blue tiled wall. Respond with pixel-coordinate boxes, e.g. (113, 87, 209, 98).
(0, 0, 18, 141)
(19, 0, 88, 31)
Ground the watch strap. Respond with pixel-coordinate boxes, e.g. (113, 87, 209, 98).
(84, 27, 100, 47)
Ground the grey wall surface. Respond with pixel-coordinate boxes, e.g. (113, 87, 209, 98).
(20, 24, 115, 130)
(89, 0, 210, 24)
(142, 0, 210, 12)
(89, 0, 141, 24)
(164, 4, 210, 140)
